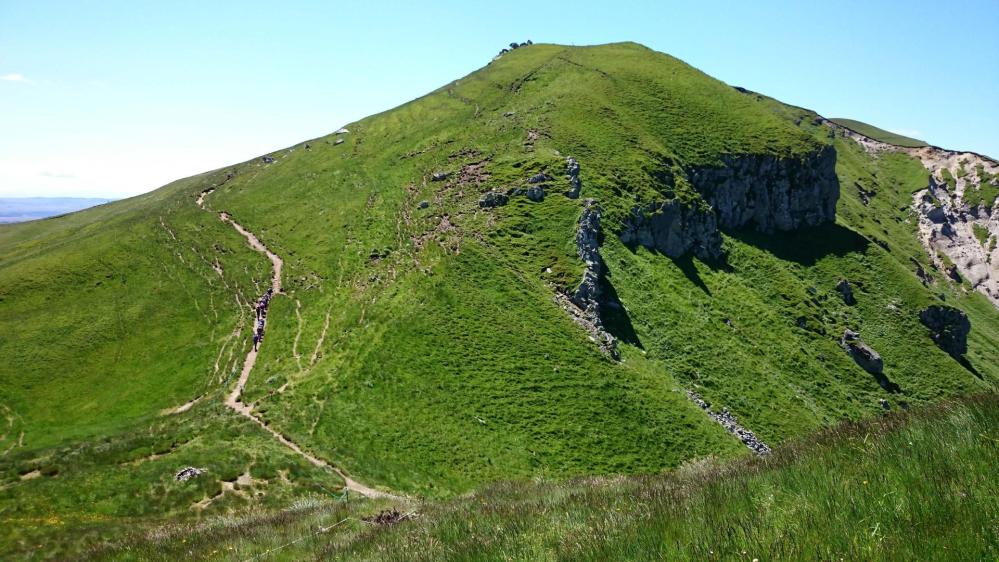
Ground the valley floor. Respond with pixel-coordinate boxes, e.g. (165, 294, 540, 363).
(33, 393, 999, 561)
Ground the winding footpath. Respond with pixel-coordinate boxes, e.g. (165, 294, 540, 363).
(197, 189, 396, 500)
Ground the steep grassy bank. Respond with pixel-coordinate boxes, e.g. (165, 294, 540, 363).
(82, 393, 999, 561)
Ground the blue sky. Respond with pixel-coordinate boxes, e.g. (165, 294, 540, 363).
(1, 0, 997, 198)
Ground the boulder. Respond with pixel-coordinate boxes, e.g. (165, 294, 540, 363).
(526, 185, 545, 202)
(418, 200, 429, 209)
(528, 172, 552, 184)
(175, 467, 204, 482)
(841, 329, 884, 375)
(478, 191, 508, 208)
(919, 305, 970, 358)
(431, 171, 450, 182)
(261, 156, 276, 164)
(836, 279, 856, 305)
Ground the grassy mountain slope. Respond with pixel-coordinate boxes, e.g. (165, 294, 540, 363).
(60, 394, 999, 561)
(2, 42, 998, 553)
(829, 118, 928, 148)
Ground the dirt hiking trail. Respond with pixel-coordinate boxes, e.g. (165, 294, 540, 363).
(198, 189, 397, 500)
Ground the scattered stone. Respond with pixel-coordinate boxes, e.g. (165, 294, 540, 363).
(417, 200, 429, 209)
(479, 191, 508, 208)
(363, 509, 416, 526)
(686, 391, 771, 455)
(528, 172, 552, 184)
(836, 279, 856, 305)
(503, 111, 516, 117)
(430, 171, 450, 182)
(565, 157, 582, 199)
(261, 156, 276, 164)
(919, 305, 970, 358)
(841, 329, 884, 375)
(526, 185, 545, 202)
(175, 467, 205, 482)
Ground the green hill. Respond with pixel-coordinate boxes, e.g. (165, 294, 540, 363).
(829, 118, 928, 148)
(2, 42, 997, 555)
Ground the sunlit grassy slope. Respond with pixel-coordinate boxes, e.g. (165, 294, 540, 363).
(71, 394, 999, 561)
(1, 42, 997, 556)
(829, 118, 928, 148)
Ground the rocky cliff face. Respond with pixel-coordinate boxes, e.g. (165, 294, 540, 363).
(688, 145, 839, 233)
(618, 145, 839, 258)
(619, 199, 722, 260)
(826, 120, 999, 308)
(557, 199, 618, 358)
(911, 149, 999, 306)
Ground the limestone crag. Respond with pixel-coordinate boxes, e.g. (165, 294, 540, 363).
(688, 145, 839, 233)
(559, 199, 618, 358)
(619, 199, 722, 260)
(919, 305, 971, 359)
(619, 144, 838, 259)
(911, 151, 999, 306)
(824, 119, 999, 308)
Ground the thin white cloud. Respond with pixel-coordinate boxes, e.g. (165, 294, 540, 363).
(889, 128, 924, 139)
(1, 73, 28, 82)
(40, 171, 77, 179)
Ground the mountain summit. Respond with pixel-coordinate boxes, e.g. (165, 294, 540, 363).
(2, 43, 998, 552)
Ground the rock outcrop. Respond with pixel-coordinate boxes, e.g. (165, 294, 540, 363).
(824, 119, 999, 308)
(687, 145, 839, 233)
(618, 199, 723, 260)
(565, 157, 582, 199)
(840, 329, 883, 375)
(618, 145, 838, 260)
(555, 199, 618, 358)
(836, 279, 856, 305)
(919, 305, 971, 359)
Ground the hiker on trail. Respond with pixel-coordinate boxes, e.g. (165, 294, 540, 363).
(253, 333, 259, 351)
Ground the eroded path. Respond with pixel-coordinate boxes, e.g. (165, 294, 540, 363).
(197, 189, 397, 500)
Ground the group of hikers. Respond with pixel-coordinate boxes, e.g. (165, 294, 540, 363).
(252, 288, 274, 351)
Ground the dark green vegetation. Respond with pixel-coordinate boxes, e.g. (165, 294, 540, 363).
(2, 42, 998, 557)
(64, 395, 999, 560)
(829, 118, 928, 148)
